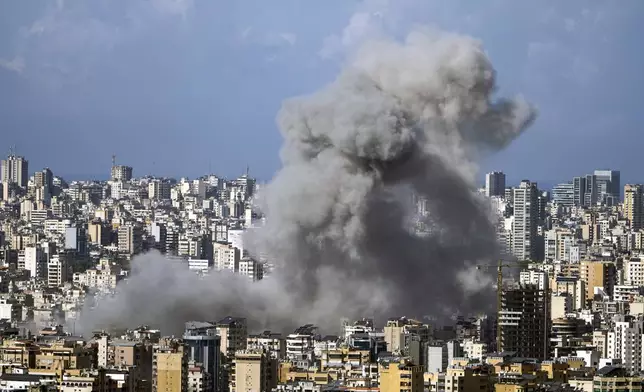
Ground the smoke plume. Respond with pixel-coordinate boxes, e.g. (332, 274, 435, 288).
(76, 28, 536, 335)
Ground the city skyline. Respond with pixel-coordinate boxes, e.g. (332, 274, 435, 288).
(3, 1, 644, 391)
(1, 1, 644, 182)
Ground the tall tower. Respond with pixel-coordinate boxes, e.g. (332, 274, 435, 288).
(512, 180, 538, 261)
(183, 322, 220, 392)
(498, 283, 548, 359)
(624, 184, 643, 230)
(584, 174, 598, 207)
(594, 169, 621, 204)
(573, 176, 586, 207)
(485, 171, 506, 198)
(0, 153, 29, 187)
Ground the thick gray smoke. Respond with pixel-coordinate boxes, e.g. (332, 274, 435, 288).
(76, 29, 536, 336)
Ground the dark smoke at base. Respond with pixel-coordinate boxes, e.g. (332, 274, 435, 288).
(74, 28, 536, 336)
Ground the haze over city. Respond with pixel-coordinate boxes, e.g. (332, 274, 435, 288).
(1, 1, 644, 392)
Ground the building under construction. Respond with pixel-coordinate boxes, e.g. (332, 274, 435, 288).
(498, 283, 549, 359)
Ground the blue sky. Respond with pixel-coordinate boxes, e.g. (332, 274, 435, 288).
(0, 0, 642, 186)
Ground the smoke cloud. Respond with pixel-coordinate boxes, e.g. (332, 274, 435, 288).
(76, 28, 536, 335)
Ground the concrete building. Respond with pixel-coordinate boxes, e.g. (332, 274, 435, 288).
(233, 350, 277, 392)
(246, 332, 285, 360)
(426, 341, 462, 373)
(217, 317, 248, 358)
(383, 317, 431, 354)
(47, 254, 68, 287)
(519, 269, 549, 291)
(149, 180, 172, 200)
(607, 317, 644, 374)
(0, 154, 28, 187)
(552, 276, 586, 311)
(88, 220, 111, 246)
(183, 321, 221, 392)
(285, 325, 316, 362)
(624, 184, 643, 230)
(512, 180, 539, 261)
(581, 260, 616, 299)
(552, 182, 574, 209)
(498, 284, 548, 359)
(214, 242, 240, 272)
(153, 343, 188, 392)
(22, 245, 45, 279)
(111, 165, 133, 182)
(238, 258, 263, 281)
(584, 174, 598, 207)
(573, 176, 586, 207)
(150, 222, 167, 253)
(65, 226, 88, 255)
(188, 258, 212, 273)
(485, 172, 506, 198)
(594, 169, 620, 205)
(379, 359, 423, 392)
(118, 225, 143, 256)
(624, 257, 644, 287)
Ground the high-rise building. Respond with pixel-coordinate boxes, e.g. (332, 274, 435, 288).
(573, 176, 586, 207)
(33, 167, 54, 200)
(33, 167, 53, 188)
(504, 187, 514, 205)
(238, 258, 263, 282)
(217, 317, 248, 358)
(426, 341, 462, 373)
(606, 317, 644, 374)
(624, 184, 643, 230)
(552, 182, 574, 209)
(47, 254, 69, 288)
(512, 180, 539, 261)
(581, 260, 616, 299)
(118, 225, 143, 256)
(485, 172, 506, 197)
(233, 350, 277, 392)
(594, 169, 620, 204)
(111, 165, 133, 182)
(148, 180, 172, 200)
(183, 321, 220, 392)
(88, 220, 111, 246)
(519, 269, 549, 291)
(584, 174, 598, 206)
(65, 226, 88, 256)
(150, 222, 167, 253)
(166, 227, 179, 256)
(1, 154, 28, 187)
(237, 171, 256, 200)
(498, 283, 548, 359)
(213, 243, 240, 272)
(153, 343, 188, 392)
(21, 245, 45, 279)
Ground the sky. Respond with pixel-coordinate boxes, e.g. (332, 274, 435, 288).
(0, 0, 642, 187)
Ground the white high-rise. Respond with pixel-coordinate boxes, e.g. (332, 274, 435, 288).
(213, 242, 240, 272)
(512, 180, 538, 261)
(1, 155, 28, 187)
(519, 269, 548, 291)
(606, 317, 644, 374)
(148, 180, 171, 200)
(485, 172, 506, 197)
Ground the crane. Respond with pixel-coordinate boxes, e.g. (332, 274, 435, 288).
(475, 259, 533, 353)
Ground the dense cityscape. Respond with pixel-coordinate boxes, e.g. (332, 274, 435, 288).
(0, 152, 639, 392)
